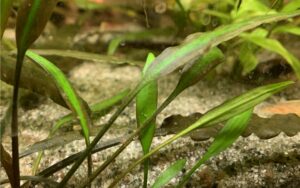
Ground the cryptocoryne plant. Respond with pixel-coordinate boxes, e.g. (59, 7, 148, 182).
(0, 0, 299, 187)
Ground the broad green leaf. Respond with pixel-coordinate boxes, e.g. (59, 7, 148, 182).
(136, 53, 158, 188)
(0, 0, 13, 39)
(273, 25, 300, 36)
(177, 109, 253, 187)
(25, 50, 91, 144)
(141, 11, 300, 86)
(137, 53, 157, 153)
(16, 0, 58, 54)
(242, 35, 300, 79)
(152, 159, 186, 188)
(239, 42, 258, 75)
(281, 0, 300, 12)
(108, 81, 293, 187)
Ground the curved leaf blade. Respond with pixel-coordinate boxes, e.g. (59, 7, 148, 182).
(25, 50, 91, 143)
(177, 109, 253, 187)
(137, 53, 158, 153)
(152, 159, 186, 188)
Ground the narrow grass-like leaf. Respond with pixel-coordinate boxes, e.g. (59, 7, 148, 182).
(242, 35, 300, 79)
(13, 1, 58, 186)
(141, 11, 300, 85)
(136, 53, 158, 188)
(108, 81, 293, 187)
(31, 49, 143, 66)
(152, 159, 186, 188)
(26, 50, 91, 142)
(25, 50, 93, 179)
(177, 109, 253, 187)
(1, 52, 88, 109)
(106, 28, 174, 55)
(0, 0, 13, 39)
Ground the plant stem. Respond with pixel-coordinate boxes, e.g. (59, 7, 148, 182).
(143, 159, 150, 188)
(11, 51, 25, 188)
(57, 84, 142, 187)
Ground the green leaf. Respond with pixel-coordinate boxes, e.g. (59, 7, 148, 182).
(1, 52, 79, 109)
(152, 159, 186, 188)
(0, 0, 13, 39)
(16, 0, 58, 53)
(136, 53, 158, 188)
(106, 28, 174, 55)
(137, 53, 157, 152)
(273, 25, 300, 36)
(177, 109, 253, 187)
(175, 47, 224, 93)
(25, 50, 91, 144)
(141, 11, 300, 86)
(109, 81, 293, 187)
(239, 42, 259, 75)
(281, 0, 300, 12)
(233, 0, 276, 20)
(31, 49, 143, 66)
(242, 35, 300, 79)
